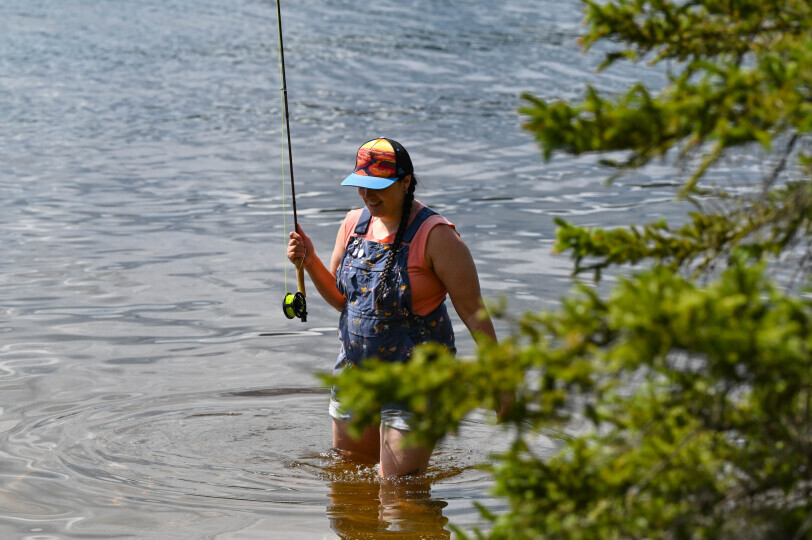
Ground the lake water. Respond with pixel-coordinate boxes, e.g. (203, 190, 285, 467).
(0, 0, 725, 538)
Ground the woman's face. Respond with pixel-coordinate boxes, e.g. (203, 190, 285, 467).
(357, 176, 409, 221)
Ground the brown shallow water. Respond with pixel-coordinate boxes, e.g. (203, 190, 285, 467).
(0, 0, 766, 537)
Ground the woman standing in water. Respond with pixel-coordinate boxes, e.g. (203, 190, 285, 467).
(287, 138, 496, 477)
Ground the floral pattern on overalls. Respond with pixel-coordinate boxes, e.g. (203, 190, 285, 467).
(334, 206, 456, 368)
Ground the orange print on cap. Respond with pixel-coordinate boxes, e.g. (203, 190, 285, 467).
(354, 139, 397, 178)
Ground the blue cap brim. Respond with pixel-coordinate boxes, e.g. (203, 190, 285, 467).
(341, 172, 398, 189)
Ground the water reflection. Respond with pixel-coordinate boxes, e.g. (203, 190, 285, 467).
(327, 461, 450, 539)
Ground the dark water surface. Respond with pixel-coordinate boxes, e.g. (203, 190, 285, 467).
(0, 0, 743, 538)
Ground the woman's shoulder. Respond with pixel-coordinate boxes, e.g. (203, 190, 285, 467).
(410, 204, 459, 266)
(415, 203, 455, 233)
(413, 202, 452, 227)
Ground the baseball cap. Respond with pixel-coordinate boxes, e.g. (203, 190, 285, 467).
(341, 138, 414, 189)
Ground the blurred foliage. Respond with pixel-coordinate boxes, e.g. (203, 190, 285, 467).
(555, 179, 812, 280)
(324, 1, 812, 538)
(328, 262, 811, 539)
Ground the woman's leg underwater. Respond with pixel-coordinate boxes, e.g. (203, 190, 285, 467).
(379, 424, 434, 478)
(332, 418, 380, 465)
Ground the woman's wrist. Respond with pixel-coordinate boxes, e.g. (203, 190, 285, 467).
(301, 253, 320, 272)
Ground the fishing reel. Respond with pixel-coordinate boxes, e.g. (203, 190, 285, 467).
(282, 291, 307, 321)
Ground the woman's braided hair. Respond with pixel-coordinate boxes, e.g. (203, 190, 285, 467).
(374, 175, 417, 312)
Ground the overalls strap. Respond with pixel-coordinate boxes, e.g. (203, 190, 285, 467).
(354, 208, 372, 235)
(402, 207, 437, 243)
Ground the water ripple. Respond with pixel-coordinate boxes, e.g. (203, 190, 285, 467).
(2, 388, 541, 537)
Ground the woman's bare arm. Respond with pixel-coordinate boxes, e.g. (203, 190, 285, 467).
(287, 225, 346, 312)
(425, 225, 496, 344)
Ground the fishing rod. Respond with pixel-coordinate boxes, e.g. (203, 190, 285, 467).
(277, 0, 307, 322)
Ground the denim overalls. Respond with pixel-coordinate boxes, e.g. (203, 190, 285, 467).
(334, 206, 456, 369)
